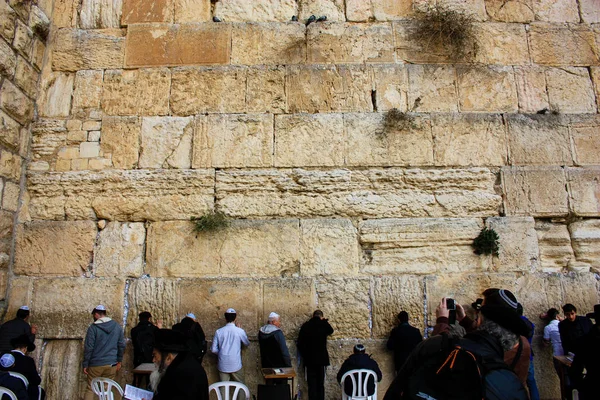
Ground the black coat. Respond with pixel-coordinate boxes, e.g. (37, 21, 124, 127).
(154, 352, 209, 400)
(337, 353, 382, 396)
(0, 371, 28, 400)
(570, 324, 600, 400)
(0, 319, 34, 354)
(297, 317, 334, 367)
(386, 322, 423, 371)
(559, 316, 593, 355)
(131, 321, 158, 366)
(0, 351, 42, 400)
(172, 318, 207, 362)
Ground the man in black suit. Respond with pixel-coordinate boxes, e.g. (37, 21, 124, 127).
(0, 353, 30, 400)
(386, 311, 423, 373)
(0, 334, 45, 400)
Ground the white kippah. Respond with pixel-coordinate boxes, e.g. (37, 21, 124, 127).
(19, 306, 29, 311)
(0, 354, 14, 368)
(226, 308, 236, 314)
(269, 312, 280, 319)
(186, 313, 196, 319)
(94, 305, 106, 311)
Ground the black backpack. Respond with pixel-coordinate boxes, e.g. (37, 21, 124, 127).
(399, 334, 528, 400)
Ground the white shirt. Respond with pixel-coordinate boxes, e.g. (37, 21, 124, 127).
(211, 322, 250, 373)
(543, 319, 563, 356)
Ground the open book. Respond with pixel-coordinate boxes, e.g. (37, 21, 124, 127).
(124, 384, 154, 400)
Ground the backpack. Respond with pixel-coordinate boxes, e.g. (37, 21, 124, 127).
(400, 334, 528, 400)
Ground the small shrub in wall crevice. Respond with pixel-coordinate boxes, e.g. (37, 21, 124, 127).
(472, 227, 500, 256)
(191, 211, 229, 234)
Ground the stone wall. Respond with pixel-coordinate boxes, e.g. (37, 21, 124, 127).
(2, 0, 600, 399)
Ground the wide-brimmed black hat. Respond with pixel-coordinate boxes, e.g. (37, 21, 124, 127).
(480, 288, 531, 338)
(10, 334, 35, 352)
(154, 329, 189, 353)
(586, 304, 600, 321)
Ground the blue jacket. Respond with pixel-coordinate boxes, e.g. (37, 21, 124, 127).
(83, 318, 125, 368)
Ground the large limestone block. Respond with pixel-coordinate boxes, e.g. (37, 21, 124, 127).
(561, 272, 600, 313)
(569, 219, 600, 273)
(246, 66, 286, 113)
(147, 219, 300, 278)
(274, 113, 344, 167)
(515, 273, 564, 334)
(0, 80, 32, 125)
(533, 338, 561, 399)
(125, 23, 231, 67)
(41, 340, 84, 400)
(344, 113, 434, 167)
(484, 0, 534, 22)
(372, 276, 424, 338)
(94, 222, 144, 278)
(530, 23, 599, 66)
(14, 57, 38, 99)
(32, 277, 125, 338)
(535, 221, 573, 272)
(533, 0, 579, 22)
(52, 0, 78, 28)
(300, 219, 359, 276)
(473, 23, 529, 65)
(432, 114, 507, 166)
(4, 276, 33, 319)
(513, 66, 549, 113)
(457, 66, 518, 112)
(407, 65, 458, 112)
(52, 28, 125, 71)
(214, 0, 298, 22)
(0, 110, 21, 151)
(506, 114, 572, 165)
(31, 119, 68, 161)
(486, 217, 540, 272)
(0, 148, 21, 181)
(566, 167, 600, 216)
(346, 0, 413, 21)
(139, 116, 194, 169)
(193, 114, 274, 168)
(0, 1, 16, 41)
(502, 166, 568, 217)
(263, 279, 316, 338)
(316, 278, 370, 338)
(286, 65, 372, 113)
(372, 64, 408, 112)
(121, 0, 173, 24)
(100, 116, 141, 169)
(360, 218, 489, 275)
(180, 279, 261, 337)
(102, 68, 170, 116)
(393, 21, 454, 64)
(1, 180, 18, 211)
(0, 38, 16, 78)
(80, 0, 123, 28)
(216, 168, 501, 218)
(580, 0, 600, 23)
(298, 0, 345, 22)
(175, 0, 211, 23)
(72, 70, 103, 112)
(546, 67, 597, 113)
(38, 72, 74, 118)
(231, 23, 305, 65)
(307, 22, 394, 63)
(14, 221, 96, 276)
(127, 278, 180, 330)
(27, 169, 215, 221)
(170, 66, 247, 115)
(570, 114, 600, 165)
(0, 209, 13, 255)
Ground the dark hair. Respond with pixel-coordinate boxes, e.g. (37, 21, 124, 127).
(16, 309, 29, 319)
(563, 304, 576, 313)
(225, 312, 237, 323)
(139, 311, 152, 321)
(313, 310, 323, 318)
(398, 311, 409, 323)
(92, 308, 107, 316)
(546, 308, 560, 322)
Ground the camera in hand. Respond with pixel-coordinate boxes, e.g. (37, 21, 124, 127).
(446, 298, 456, 310)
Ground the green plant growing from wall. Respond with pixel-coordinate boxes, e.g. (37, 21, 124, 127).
(191, 211, 229, 233)
(380, 108, 416, 136)
(472, 227, 500, 256)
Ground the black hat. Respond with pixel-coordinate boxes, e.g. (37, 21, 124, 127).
(586, 304, 600, 321)
(471, 298, 483, 311)
(154, 329, 189, 353)
(480, 288, 530, 337)
(10, 334, 36, 352)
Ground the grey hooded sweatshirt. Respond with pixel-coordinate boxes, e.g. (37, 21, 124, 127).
(83, 317, 126, 368)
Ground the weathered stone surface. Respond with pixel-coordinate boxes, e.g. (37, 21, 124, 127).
(360, 218, 489, 274)
(344, 113, 434, 166)
(346, 0, 413, 21)
(4, 276, 33, 319)
(533, 0, 579, 22)
(170, 66, 246, 115)
(287, 65, 372, 113)
(147, 219, 300, 278)
(473, 23, 529, 65)
(393, 21, 455, 64)
(127, 278, 180, 329)
(263, 279, 316, 338)
(52, 28, 125, 71)
(561, 272, 600, 314)
(457, 66, 518, 112)
(100, 116, 138, 169)
(432, 114, 507, 166)
(514, 66, 549, 113)
(121, 0, 173, 24)
(0, 209, 12, 255)
(139, 116, 194, 169)
(535, 220, 573, 272)
(407, 65, 458, 112)
(372, 275, 424, 338)
(217, 168, 501, 218)
(300, 219, 359, 276)
(31, 39, 45, 71)
(0, 110, 21, 150)
(231, 23, 305, 65)
(193, 114, 274, 168)
(38, 72, 74, 118)
(41, 340, 84, 400)
(52, 0, 78, 28)
(30, 119, 67, 163)
(246, 66, 286, 113)
(546, 67, 597, 113)
(80, 0, 122, 28)
(14, 221, 96, 276)
(506, 114, 572, 165)
(102, 68, 170, 116)
(94, 222, 144, 278)
(0, 148, 21, 181)
(484, 0, 534, 22)
(530, 23, 599, 66)
(0, 38, 16, 78)
(316, 278, 370, 338)
(0, 1, 16, 41)
(29, 4, 50, 39)
(32, 278, 125, 338)
(125, 23, 231, 67)
(27, 169, 215, 221)
(502, 166, 568, 217)
(566, 167, 600, 217)
(514, 273, 564, 334)
(175, 0, 211, 22)
(486, 217, 539, 272)
(13, 21, 32, 59)
(298, 0, 345, 22)
(307, 22, 394, 63)
(275, 113, 344, 167)
(214, 0, 297, 22)
(372, 64, 408, 111)
(570, 219, 600, 273)
(580, 0, 600, 23)
(0, 80, 33, 125)
(1, 180, 18, 211)
(14, 57, 38, 98)
(570, 115, 600, 165)
(72, 70, 103, 112)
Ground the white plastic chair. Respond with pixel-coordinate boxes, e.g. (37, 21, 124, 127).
(7, 372, 28, 389)
(90, 377, 124, 400)
(0, 387, 17, 400)
(209, 381, 251, 400)
(340, 369, 378, 400)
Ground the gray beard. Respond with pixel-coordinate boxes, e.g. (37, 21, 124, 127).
(149, 369, 165, 392)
